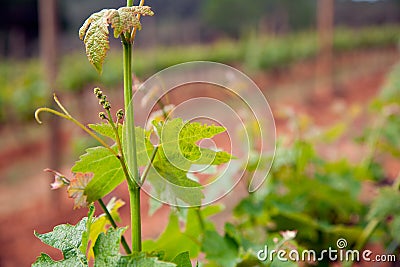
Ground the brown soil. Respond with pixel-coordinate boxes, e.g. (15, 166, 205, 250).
(0, 47, 399, 267)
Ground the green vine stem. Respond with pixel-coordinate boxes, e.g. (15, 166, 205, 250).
(195, 208, 206, 232)
(127, 0, 134, 8)
(98, 198, 132, 254)
(122, 0, 145, 253)
(104, 109, 137, 192)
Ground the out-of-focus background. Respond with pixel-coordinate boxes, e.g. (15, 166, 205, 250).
(1, 0, 400, 266)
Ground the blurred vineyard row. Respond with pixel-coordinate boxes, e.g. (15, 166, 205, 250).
(136, 58, 400, 266)
(0, 25, 399, 123)
(202, 61, 400, 266)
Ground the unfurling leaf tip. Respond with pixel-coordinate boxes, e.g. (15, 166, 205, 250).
(34, 108, 44, 124)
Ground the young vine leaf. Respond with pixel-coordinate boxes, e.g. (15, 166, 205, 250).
(89, 123, 122, 142)
(79, 6, 154, 74)
(72, 124, 153, 203)
(72, 146, 123, 203)
(67, 173, 93, 209)
(93, 228, 176, 267)
(155, 118, 232, 166)
(74, 119, 232, 207)
(93, 227, 126, 266)
(147, 118, 233, 206)
(33, 217, 90, 266)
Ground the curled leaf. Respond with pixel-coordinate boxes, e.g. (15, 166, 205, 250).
(79, 6, 154, 73)
(68, 173, 93, 209)
(79, 10, 110, 74)
(114, 7, 141, 37)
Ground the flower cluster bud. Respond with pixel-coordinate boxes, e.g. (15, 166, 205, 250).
(94, 87, 111, 110)
(94, 87, 103, 98)
(103, 101, 111, 110)
(116, 109, 124, 120)
(99, 112, 107, 120)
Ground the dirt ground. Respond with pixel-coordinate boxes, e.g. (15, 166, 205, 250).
(0, 47, 399, 267)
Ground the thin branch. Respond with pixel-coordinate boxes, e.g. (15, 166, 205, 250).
(105, 109, 137, 190)
(53, 94, 71, 117)
(35, 107, 70, 124)
(140, 145, 159, 185)
(195, 207, 205, 232)
(98, 199, 132, 255)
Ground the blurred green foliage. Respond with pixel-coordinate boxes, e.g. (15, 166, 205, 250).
(234, 138, 371, 254)
(362, 61, 400, 158)
(140, 81, 400, 265)
(0, 26, 399, 123)
(136, 62, 400, 265)
(227, 61, 400, 264)
(0, 60, 46, 123)
(201, 0, 315, 37)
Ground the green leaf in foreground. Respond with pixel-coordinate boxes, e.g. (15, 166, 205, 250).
(94, 227, 176, 267)
(73, 124, 153, 203)
(89, 123, 122, 142)
(72, 146, 123, 203)
(91, 123, 154, 167)
(157, 118, 232, 167)
(148, 118, 233, 206)
(33, 217, 89, 266)
(33, 253, 87, 267)
(147, 158, 204, 206)
(93, 227, 126, 266)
